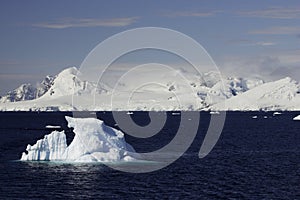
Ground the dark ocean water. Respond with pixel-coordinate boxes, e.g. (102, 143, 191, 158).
(0, 111, 299, 199)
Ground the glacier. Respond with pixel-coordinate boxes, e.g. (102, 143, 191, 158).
(21, 116, 137, 162)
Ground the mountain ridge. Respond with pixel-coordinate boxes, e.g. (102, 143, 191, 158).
(0, 67, 299, 111)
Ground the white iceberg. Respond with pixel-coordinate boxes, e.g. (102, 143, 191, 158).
(293, 115, 300, 121)
(21, 116, 137, 162)
(273, 112, 282, 116)
(45, 125, 61, 129)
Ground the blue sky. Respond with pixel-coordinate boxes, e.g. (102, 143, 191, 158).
(1, 0, 300, 94)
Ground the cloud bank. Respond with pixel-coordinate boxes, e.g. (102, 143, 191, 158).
(33, 17, 139, 29)
(238, 7, 300, 19)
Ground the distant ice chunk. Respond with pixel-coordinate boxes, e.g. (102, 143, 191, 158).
(210, 111, 220, 114)
(273, 112, 282, 116)
(252, 116, 258, 119)
(293, 115, 300, 121)
(21, 116, 137, 162)
(45, 125, 61, 129)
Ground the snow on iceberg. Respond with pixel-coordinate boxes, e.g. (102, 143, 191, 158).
(21, 116, 137, 162)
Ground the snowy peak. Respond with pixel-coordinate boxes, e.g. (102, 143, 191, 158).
(40, 67, 80, 98)
(36, 75, 56, 97)
(0, 66, 108, 107)
(212, 77, 300, 111)
(0, 67, 79, 103)
(40, 67, 109, 99)
(0, 84, 36, 103)
(0, 75, 55, 103)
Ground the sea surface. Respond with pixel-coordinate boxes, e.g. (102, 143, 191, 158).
(0, 111, 299, 199)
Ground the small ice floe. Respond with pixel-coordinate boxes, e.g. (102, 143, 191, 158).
(126, 111, 134, 115)
(293, 115, 300, 121)
(252, 116, 258, 119)
(273, 112, 282, 116)
(45, 125, 61, 129)
(264, 116, 268, 119)
(210, 111, 220, 114)
(172, 112, 181, 115)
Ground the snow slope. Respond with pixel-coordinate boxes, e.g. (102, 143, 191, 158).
(1, 67, 300, 111)
(21, 116, 137, 162)
(212, 77, 300, 111)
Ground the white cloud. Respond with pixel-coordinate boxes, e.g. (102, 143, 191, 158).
(164, 10, 220, 18)
(253, 42, 276, 46)
(218, 50, 300, 82)
(275, 50, 300, 65)
(33, 17, 139, 29)
(238, 7, 300, 19)
(226, 39, 276, 46)
(249, 26, 300, 35)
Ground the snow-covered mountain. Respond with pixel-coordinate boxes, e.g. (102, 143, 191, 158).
(0, 75, 55, 103)
(0, 67, 299, 111)
(0, 67, 105, 103)
(38, 67, 91, 99)
(212, 77, 300, 111)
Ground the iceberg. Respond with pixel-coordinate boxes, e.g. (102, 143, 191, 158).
(273, 112, 282, 116)
(21, 116, 137, 162)
(293, 115, 300, 121)
(210, 111, 220, 114)
(45, 125, 61, 129)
